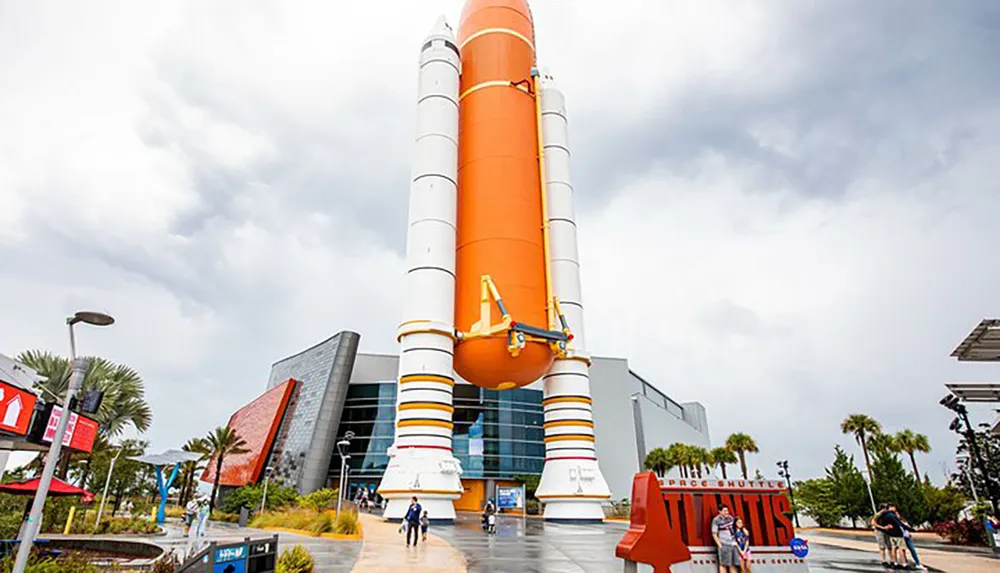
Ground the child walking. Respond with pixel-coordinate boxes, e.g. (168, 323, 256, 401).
(420, 510, 430, 542)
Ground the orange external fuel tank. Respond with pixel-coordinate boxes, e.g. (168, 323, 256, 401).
(453, 0, 554, 390)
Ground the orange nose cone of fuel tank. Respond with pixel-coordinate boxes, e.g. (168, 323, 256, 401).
(453, 0, 554, 390)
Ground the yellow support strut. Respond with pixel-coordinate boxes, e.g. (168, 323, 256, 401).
(533, 71, 557, 332)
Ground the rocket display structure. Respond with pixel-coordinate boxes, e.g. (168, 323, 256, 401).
(378, 0, 611, 522)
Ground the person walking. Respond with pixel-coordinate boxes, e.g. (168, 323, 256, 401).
(183, 497, 198, 535)
(711, 504, 739, 573)
(404, 496, 423, 547)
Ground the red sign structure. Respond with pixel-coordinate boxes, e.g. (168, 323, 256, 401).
(617, 472, 808, 572)
(201, 379, 297, 487)
(0, 380, 37, 437)
(42, 405, 99, 453)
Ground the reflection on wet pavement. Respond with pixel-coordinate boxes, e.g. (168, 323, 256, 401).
(430, 513, 925, 573)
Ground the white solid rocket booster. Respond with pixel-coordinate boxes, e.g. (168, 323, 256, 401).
(378, 17, 464, 522)
(534, 73, 611, 520)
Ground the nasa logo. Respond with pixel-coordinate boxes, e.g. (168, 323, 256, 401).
(790, 537, 809, 558)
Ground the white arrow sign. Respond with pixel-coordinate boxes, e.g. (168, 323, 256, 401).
(2, 393, 21, 427)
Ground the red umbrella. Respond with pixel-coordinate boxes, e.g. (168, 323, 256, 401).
(0, 477, 93, 500)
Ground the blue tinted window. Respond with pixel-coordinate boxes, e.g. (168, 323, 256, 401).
(335, 383, 544, 480)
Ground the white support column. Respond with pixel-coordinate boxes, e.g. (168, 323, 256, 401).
(535, 72, 611, 521)
(377, 16, 464, 523)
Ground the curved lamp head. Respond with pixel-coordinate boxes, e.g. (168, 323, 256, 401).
(69, 311, 115, 327)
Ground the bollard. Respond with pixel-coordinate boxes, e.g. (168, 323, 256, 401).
(63, 507, 76, 535)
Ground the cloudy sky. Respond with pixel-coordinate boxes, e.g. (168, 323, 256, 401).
(2, 0, 998, 483)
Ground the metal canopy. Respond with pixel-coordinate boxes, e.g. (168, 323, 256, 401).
(945, 383, 1000, 403)
(129, 449, 203, 466)
(951, 319, 1000, 361)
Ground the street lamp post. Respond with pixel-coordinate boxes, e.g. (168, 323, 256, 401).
(941, 393, 1000, 518)
(336, 432, 353, 517)
(957, 454, 980, 505)
(776, 460, 801, 528)
(260, 466, 274, 515)
(13, 311, 114, 573)
(95, 447, 123, 530)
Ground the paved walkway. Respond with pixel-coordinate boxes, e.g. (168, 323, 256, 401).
(146, 519, 362, 571)
(351, 513, 466, 573)
(800, 531, 997, 572)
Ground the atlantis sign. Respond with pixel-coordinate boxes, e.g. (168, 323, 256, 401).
(617, 472, 809, 572)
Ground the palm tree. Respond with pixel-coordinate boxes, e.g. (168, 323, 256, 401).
(725, 433, 759, 479)
(17, 351, 152, 436)
(666, 443, 689, 478)
(179, 437, 211, 505)
(205, 426, 249, 512)
(690, 446, 710, 478)
(894, 429, 931, 479)
(710, 447, 737, 479)
(18, 351, 153, 478)
(644, 448, 672, 477)
(840, 414, 881, 479)
(868, 432, 898, 457)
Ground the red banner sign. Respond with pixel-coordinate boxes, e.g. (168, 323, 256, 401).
(42, 405, 98, 453)
(0, 380, 37, 436)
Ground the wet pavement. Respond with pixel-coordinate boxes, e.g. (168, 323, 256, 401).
(127, 519, 362, 572)
(430, 513, 938, 573)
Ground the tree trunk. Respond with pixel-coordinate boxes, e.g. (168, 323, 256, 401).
(908, 452, 920, 481)
(57, 451, 72, 480)
(210, 455, 224, 513)
(180, 465, 193, 506)
(739, 452, 748, 479)
(78, 460, 92, 489)
(720, 464, 728, 479)
(112, 482, 124, 516)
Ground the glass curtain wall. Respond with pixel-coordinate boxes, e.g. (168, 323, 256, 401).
(334, 382, 544, 499)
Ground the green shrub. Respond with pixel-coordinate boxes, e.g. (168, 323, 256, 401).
(307, 512, 334, 536)
(78, 513, 159, 535)
(250, 507, 350, 537)
(0, 511, 22, 540)
(150, 552, 181, 573)
(334, 510, 360, 535)
(606, 498, 631, 519)
(163, 505, 186, 518)
(526, 499, 541, 516)
(220, 482, 300, 515)
(0, 551, 99, 573)
(276, 545, 314, 573)
(210, 511, 240, 523)
(298, 489, 338, 513)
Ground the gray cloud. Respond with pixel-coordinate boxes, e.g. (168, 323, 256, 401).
(1, 0, 998, 483)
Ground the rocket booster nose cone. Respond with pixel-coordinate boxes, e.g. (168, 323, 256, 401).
(427, 15, 456, 41)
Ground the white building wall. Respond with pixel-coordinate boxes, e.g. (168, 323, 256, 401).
(590, 358, 711, 500)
